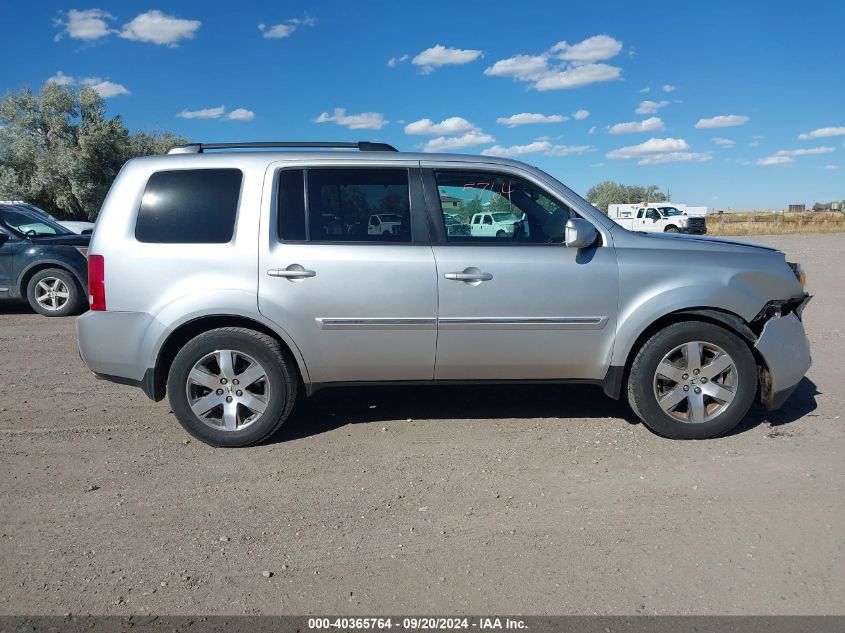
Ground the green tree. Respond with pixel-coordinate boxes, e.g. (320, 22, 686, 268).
(586, 180, 669, 213)
(0, 83, 186, 220)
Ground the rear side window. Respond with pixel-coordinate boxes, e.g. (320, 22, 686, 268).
(278, 169, 306, 241)
(135, 169, 243, 243)
(307, 168, 411, 242)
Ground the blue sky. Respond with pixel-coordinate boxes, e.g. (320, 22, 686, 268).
(1, 0, 843, 208)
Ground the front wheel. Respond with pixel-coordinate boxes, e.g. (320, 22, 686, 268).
(167, 327, 297, 447)
(627, 321, 757, 439)
(665, 226, 680, 233)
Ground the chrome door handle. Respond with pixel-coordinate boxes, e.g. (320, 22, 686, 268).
(267, 265, 316, 279)
(444, 270, 493, 282)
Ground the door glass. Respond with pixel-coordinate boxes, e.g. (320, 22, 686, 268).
(434, 171, 575, 243)
(306, 169, 411, 242)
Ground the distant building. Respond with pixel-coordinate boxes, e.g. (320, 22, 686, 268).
(788, 204, 806, 213)
(439, 191, 462, 210)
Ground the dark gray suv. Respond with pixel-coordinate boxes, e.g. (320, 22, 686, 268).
(0, 204, 89, 316)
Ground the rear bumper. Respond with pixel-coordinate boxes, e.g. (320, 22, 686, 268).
(76, 310, 164, 386)
(754, 311, 812, 410)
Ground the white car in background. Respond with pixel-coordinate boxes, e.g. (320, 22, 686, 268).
(469, 212, 521, 237)
(0, 201, 95, 235)
(367, 213, 403, 236)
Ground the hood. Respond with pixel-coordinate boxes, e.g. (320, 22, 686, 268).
(635, 230, 779, 252)
(29, 233, 91, 247)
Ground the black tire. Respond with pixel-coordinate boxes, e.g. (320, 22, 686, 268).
(627, 321, 757, 439)
(496, 230, 506, 237)
(167, 327, 298, 447)
(665, 226, 680, 233)
(26, 268, 85, 317)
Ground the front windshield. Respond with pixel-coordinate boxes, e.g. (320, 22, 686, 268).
(660, 207, 684, 216)
(491, 212, 517, 222)
(0, 209, 71, 237)
(377, 214, 402, 222)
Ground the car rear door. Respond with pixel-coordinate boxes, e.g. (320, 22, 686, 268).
(258, 161, 438, 385)
(421, 164, 619, 381)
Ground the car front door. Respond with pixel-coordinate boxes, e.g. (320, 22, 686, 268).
(422, 166, 618, 381)
(258, 163, 438, 384)
(0, 228, 15, 294)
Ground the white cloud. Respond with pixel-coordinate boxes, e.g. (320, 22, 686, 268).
(387, 54, 409, 68)
(177, 105, 226, 120)
(798, 126, 845, 140)
(423, 132, 495, 152)
(480, 140, 591, 157)
(774, 146, 835, 156)
(481, 141, 552, 156)
(635, 100, 669, 114)
(608, 117, 665, 134)
(588, 126, 597, 134)
(639, 86, 650, 93)
(545, 144, 591, 156)
(484, 35, 623, 91)
(495, 113, 567, 127)
(177, 105, 254, 121)
(695, 114, 750, 129)
(47, 72, 129, 98)
(258, 17, 314, 39)
(534, 63, 621, 91)
(712, 137, 736, 147)
(314, 108, 387, 130)
(550, 35, 623, 63)
(120, 10, 200, 46)
(412, 45, 482, 73)
(607, 137, 711, 165)
(405, 117, 478, 135)
(757, 155, 793, 166)
(484, 55, 549, 81)
(824, 164, 840, 170)
(662, 84, 676, 92)
(226, 108, 255, 121)
(572, 109, 590, 120)
(82, 78, 130, 98)
(47, 71, 75, 86)
(54, 9, 114, 41)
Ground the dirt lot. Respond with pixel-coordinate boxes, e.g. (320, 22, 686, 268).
(1, 233, 843, 616)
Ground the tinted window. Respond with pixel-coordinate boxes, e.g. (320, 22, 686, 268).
(135, 169, 242, 243)
(307, 169, 411, 242)
(434, 171, 576, 244)
(278, 169, 306, 241)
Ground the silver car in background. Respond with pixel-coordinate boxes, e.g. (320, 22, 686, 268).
(77, 141, 811, 447)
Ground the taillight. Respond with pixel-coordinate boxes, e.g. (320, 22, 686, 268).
(88, 254, 106, 311)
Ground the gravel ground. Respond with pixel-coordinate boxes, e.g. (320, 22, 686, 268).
(0, 233, 842, 615)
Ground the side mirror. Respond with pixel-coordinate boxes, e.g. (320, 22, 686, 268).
(564, 218, 598, 249)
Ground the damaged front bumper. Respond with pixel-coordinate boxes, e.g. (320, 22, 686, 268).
(754, 297, 812, 410)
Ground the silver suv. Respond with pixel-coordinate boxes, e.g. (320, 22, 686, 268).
(77, 141, 812, 447)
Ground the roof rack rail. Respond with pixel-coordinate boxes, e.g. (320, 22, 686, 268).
(167, 141, 398, 155)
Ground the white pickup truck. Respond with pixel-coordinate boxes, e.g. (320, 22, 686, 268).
(469, 212, 521, 237)
(607, 204, 706, 234)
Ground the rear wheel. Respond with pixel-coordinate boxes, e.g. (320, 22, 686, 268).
(627, 321, 757, 439)
(26, 268, 84, 317)
(167, 327, 297, 447)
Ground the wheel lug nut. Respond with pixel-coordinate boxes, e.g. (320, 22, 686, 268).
(216, 389, 224, 395)
(694, 387, 702, 394)
(700, 377, 708, 383)
(226, 396, 233, 403)
(682, 373, 689, 380)
(233, 379, 239, 385)
(220, 378, 228, 385)
(683, 385, 690, 391)
(693, 369, 700, 375)
(236, 390, 243, 397)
